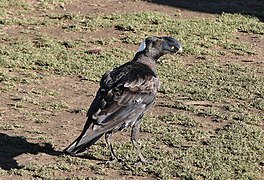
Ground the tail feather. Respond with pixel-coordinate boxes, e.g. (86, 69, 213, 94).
(64, 115, 126, 155)
(64, 118, 98, 155)
(64, 122, 112, 155)
(64, 133, 103, 155)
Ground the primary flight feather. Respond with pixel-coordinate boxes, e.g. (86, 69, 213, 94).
(64, 36, 182, 163)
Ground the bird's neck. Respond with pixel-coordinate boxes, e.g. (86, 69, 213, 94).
(132, 52, 157, 74)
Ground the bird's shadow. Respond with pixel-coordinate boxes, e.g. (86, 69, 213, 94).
(0, 133, 62, 170)
(150, 0, 264, 22)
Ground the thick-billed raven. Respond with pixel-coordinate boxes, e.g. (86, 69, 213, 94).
(64, 36, 182, 163)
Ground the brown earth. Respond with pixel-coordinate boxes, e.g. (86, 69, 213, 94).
(0, 0, 263, 179)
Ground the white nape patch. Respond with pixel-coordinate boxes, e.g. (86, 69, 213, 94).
(137, 39, 146, 52)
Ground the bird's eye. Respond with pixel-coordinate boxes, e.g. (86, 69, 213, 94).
(171, 46, 175, 50)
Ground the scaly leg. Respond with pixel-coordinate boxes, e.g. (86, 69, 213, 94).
(131, 118, 147, 163)
(105, 132, 118, 164)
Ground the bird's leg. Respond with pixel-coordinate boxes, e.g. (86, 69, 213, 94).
(105, 132, 118, 164)
(131, 118, 147, 163)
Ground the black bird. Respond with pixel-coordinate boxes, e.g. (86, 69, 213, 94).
(64, 36, 182, 163)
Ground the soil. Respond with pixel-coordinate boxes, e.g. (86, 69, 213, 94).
(0, 0, 263, 179)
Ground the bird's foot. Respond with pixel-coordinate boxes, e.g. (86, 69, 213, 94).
(133, 157, 149, 167)
(139, 154, 148, 164)
(105, 157, 118, 165)
(134, 159, 149, 167)
(105, 157, 125, 165)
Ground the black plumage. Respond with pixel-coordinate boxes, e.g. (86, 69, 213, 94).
(64, 36, 182, 163)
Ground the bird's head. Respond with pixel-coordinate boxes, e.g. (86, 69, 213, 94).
(138, 36, 182, 60)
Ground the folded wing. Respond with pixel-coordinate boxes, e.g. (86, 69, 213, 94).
(64, 62, 159, 155)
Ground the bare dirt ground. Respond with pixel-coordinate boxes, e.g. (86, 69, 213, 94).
(1, 0, 263, 179)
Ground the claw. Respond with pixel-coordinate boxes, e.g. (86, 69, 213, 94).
(138, 153, 147, 163)
(105, 157, 118, 165)
(105, 156, 126, 165)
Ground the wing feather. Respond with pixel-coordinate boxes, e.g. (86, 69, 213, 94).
(64, 62, 159, 155)
(93, 75, 158, 127)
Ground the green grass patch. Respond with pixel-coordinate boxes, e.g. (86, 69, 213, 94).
(1, 12, 263, 80)
(0, 35, 133, 80)
(159, 60, 264, 102)
(0, 6, 263, 180)
(0, 0, 30, 10)
(111, 122, 263, 179)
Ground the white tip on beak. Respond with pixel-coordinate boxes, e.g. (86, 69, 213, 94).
(137, 39, 146, 52)
(178, 46, 183, 53)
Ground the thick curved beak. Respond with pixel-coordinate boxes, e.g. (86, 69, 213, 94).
(162, 36, 183, 54)
(177, 46, 183, 54)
